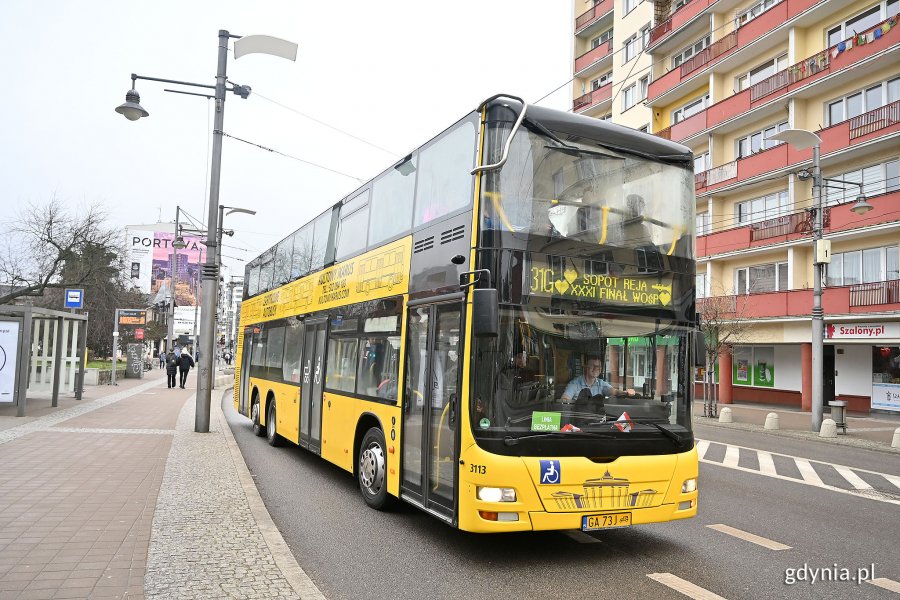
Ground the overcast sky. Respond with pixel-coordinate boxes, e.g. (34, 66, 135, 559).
(0, 0, 573, 277)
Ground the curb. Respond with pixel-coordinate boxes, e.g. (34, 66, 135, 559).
(694, 416, 900, 455)
(215, 386, 327, 600)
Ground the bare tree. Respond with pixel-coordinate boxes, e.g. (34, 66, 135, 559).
(0, 199, 115, 305)
(697, 285, 753, 418)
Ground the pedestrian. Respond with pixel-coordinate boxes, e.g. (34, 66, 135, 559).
(165, 351, 178, 389)
(178, 351, 195, 389)
(159, 351, 166, 370)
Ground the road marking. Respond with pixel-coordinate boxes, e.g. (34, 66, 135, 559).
(706, 524, 791, 551)
(563, 531, 602, 544)
(868, 578, 900, 593)
(757, 451, 777, 477)
(835, 465, 873, 490)
(723, 445, 739, 468)
(885, 474, 900, 491)
(647, 573, 728, 599)
(696, 439, 709, 460)
(696, 439, 900, 506)
(794, 458, 824, 487)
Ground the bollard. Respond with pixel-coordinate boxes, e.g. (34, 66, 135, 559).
(719, 407, 733, 423)
(819, 418, 837, 438)
(892, 427, 900, 449)
(764, 412, 779, 430)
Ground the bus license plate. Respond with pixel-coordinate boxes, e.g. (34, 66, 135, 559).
(582, 512, 632, 531)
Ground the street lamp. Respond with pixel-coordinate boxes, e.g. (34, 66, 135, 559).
(769, 128, 872, 432)
(166, 206, 188, 355)
(117, 31, 296, 433)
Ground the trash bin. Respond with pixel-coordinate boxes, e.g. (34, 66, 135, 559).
(829, 400, 847, 434)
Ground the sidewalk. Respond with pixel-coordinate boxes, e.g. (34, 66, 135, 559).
(693, 399, 900, 453)
(0, 368, 325, 600)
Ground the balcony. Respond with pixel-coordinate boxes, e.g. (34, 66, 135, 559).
(694, 101, 900, 194)
(575, 0, 614, 35)
(695, 190, 899, 258)
(698, 280, 900, 320)
(573, 82, 613, 113)
(648, 0, 714, 50)
(574, 39, 613, 75)
(654, 13, 899, 142)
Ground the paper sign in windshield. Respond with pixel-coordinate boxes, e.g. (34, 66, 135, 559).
(531, 411, 561, 431)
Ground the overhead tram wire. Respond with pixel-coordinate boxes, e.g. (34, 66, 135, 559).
(220, 131, 367, 183)
(246, 88, 404, 159)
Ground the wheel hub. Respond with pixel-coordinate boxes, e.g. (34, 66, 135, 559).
(360, 443, 385, 492)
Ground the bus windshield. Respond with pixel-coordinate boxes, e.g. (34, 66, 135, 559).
(471, 306, 692, 451)
(481, 124, 694, 258)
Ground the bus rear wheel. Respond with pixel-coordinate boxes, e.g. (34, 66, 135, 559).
(358, 427, 389, 510)
(266, 401, 281, 447)
(251, 399, 265, 437)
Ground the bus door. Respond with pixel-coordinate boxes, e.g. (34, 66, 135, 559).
(239, 326, 256, 416)
(300, 318, 328, 454)
(402, 301, 462, 520)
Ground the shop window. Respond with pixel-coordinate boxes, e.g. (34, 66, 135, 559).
(732, 346, 775, 387)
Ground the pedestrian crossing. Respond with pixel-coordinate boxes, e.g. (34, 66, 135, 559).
(697, 439, 900, 505)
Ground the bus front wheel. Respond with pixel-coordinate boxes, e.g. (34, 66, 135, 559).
(266, 401, 281, 447)
(358, 427, 389, 510)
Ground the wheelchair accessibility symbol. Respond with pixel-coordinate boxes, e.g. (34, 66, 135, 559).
(539, 460, 561, 484)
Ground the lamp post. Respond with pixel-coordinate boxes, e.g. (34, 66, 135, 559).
(116, 31, 296, 433)
(167, 208, 187, 354)
(769, 129, 873, 431)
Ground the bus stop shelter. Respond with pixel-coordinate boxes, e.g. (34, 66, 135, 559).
(0, 304, 88, 416)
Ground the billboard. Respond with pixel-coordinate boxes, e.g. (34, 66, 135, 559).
(127, 227, 206, 308)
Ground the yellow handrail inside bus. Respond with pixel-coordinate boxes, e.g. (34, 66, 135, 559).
(667, 225, 683, 256)
(432, 401, 452, 491)
(598, 206, 610, 245)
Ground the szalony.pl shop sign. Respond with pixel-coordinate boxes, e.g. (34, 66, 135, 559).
(825, 323, 900, 339)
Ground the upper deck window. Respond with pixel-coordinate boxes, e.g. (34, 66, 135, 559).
(335, 190, 370, 261)
(413, 120, 478, 228)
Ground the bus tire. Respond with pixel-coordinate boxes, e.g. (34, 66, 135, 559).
(251, 397, 265, 437)
(358, 427, 389, 510)
(266, 400, 281, 447)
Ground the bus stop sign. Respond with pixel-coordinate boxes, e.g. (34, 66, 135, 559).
(64, 289, 84, 309)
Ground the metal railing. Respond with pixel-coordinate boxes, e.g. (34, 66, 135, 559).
(849, 99, 900, 140)
(849, 280, 900, 307)
(680, 31, 736, 77)
(575, 0, 612, 30)
(750, 50, 829, 102)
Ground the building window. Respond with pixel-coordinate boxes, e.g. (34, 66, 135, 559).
(591, 71, 613, 90)
(694, 151, 709, 173)
(735, 0, 779, 27)
(735, 190, 790, 225)
(622, 84, 637, 110)
(736, 262, 788, 294)
(639, 24, 651, 51)
(639, 75, 649, 100)
(624, 0, 638, 15)
(637, 124, 649, 133)
(826, 77, 900, 125)
(824, 159, 900, 205)
(828, 245, 900, 286)
(623, 35, 638, 63)
(736, 121, 788, 157)
(672, 94, 709, 124)
(591, 29, 614, 49)
(696, 211, 710, 236)
(672, 35, 711, 68)
(827, 1, 897, 47)
(736, 54, 788, 91)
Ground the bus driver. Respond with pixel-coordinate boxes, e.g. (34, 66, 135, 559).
(561, 355, 635, 403)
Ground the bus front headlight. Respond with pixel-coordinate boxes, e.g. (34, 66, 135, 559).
(477, 487, 517, 502)
(681, 478, 697, 493)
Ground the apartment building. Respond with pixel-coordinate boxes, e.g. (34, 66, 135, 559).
(573, 0, 900, 413)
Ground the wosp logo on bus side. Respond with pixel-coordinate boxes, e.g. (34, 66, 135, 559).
(540, 460, 561, 484)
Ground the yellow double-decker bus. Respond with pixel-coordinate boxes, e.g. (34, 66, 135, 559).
(235, 94, 701, 533)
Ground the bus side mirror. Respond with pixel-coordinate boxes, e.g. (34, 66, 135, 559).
(693, 333, 706, 367)
(472, 288, 498, 338)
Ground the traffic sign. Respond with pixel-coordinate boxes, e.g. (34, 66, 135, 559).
(64, 289, 84, 309)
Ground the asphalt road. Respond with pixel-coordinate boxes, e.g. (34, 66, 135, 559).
(223, 395, 900, 600)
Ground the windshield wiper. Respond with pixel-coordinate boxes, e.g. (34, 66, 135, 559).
(504, 431, 616, 446)
(625, 419, 685, 445)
